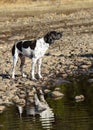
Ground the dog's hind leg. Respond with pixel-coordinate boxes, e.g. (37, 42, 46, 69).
(12, 52, 18, 79)
(19, 54, 27, 78)
(31, 58, 37, 80)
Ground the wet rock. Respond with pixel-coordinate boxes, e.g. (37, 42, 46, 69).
(51, 91, 64, 98)
(88, 78, 93, 83)
(44, 89, 51, 94)
(0, 105, 6, 113)
(62, 73, 68, 78)
(54, 78, 70, 86)
(16, 99, 26, 106)
(75, 95, 85, 102)
(54, 87, 61, 91)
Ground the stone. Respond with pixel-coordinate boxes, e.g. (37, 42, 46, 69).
(28, 91, 35, 97)
(0, 106, 6, 113)
(0, 99, 3, 104)
(80, 65, 89, 69)
(51, 91, 64, 98)
(75, 95, 85, 102)
(88, 78, 93, 83)
(62, 73, 68, 78)
(54, 78, 70, 86)
(0, 84, 7, 91)
(12, 95, 20, 103)
(44, 89, 51, 94)
(54, 87, 61, 91)
(15, 98, 26, 106)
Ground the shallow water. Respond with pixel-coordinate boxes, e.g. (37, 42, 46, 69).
(0, 77, 93, 130)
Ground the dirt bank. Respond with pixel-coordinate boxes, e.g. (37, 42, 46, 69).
(0, 2, 93, 111)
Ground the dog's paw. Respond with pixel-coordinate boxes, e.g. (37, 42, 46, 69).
(12, 76, 15, 79)
(38, 75, 43, 79)
(31, 77, 37, 81)
(22, 73, 27, 78)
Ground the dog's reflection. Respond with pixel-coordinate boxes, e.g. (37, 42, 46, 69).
(39, 107, 54, 130)
(26, 89, 55, 130)
(17, 88, 55, 129)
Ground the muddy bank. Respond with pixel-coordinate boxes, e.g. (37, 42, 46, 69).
(0, 7, 93, 112)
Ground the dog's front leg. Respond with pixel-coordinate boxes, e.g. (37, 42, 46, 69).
(37, 58, 42, 79)
(31, 58, 37, 80)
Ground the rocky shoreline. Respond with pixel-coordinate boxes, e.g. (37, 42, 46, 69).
(0, 8, 93, 113)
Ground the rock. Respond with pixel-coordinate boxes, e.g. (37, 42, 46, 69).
(0, 105, 6, 113)
(51, 91, 64, 98)
(69, 64, 76, 69)
(0, 84, 7, 91)
(54, 87, 61, 91)
(18, 94, 26, 99)
(44, 89, 51, 94)
(80, 65, 89, 69)
(27, 97, 34, 104)
(28, 91, 35, 97)
(88, 78, 93, 83)
(54, 78, 70, 86)
(12, 95, 20, 103)
(62, 73, 68, 78)
(16, 99, 26, 106)
(75, 95, 85, 102)
(0, 99, 3, 104)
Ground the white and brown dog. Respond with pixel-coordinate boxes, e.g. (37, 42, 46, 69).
(12, 31, 63, 80)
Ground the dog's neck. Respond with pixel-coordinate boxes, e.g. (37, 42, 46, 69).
(38, 37, 49, 47)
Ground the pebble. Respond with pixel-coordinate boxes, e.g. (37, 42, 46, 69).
(0, 84, 7, 91)
(75, 95, 85, 102)
(44, 89, 51, 94)
(51, 91, 64, 98)
(54, 87, 61, 91)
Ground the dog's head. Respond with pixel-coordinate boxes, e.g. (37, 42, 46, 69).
(44, 31, 63, 45)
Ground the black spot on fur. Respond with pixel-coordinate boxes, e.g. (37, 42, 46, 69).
(12, 44, 15, 56)
(44, 32, 54, 44)
(22, 40, 36, 50)
(16, 41, 23, 52)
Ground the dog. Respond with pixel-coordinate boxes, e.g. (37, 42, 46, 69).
(12, 31, 63, 80)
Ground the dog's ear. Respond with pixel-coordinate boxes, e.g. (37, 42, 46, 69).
(56, 32, 63, 40)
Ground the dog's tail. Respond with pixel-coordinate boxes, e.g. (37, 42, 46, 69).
(12, 44, 15, 56)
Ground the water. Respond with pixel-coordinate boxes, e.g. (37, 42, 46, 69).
(1, 77, 93, 130)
